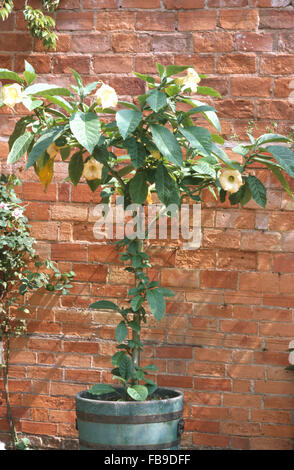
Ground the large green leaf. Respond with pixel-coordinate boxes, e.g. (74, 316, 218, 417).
(69, 112, 101, 154)
(266, 145, 294, 177)
(0, 69, 23, 84)
(87, 384, 117, 396)
(247, 175, 267, 208)
(147, 289, 166, 321)
(25, 83, 71, 97)
(127, 385, 148, 401)
(146, 89, 167, 112)
(42, 95, 73, 114)
(196, 86, 222, 98)
(119, 355, 133, 380)
(151, 125, 183, 166)
(256, 133, 291, 147)
(266, 164, 294, 198)
(180, 126, 212, 157)
(26, 126, 67, 169)
(129, 172, 148, 204)
(155, 164, 180, 206)
(182, 98, 221, 133)
(8, 116, 35, 151)
(165, 65, 189, 77)
(116, 109, 142, 140)
(68, 151, 84, 186)
(7, 132, 34, 165)
(115, 321, 128, 343)
(90, 300, 119, 310)
(125, 137, 146, 168)
(212, 143, 243, 171)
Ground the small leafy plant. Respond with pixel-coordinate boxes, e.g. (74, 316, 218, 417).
(0, 173, 74, 448)
(1, 62, 294, 402)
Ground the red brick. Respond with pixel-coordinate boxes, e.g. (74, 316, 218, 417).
(239, 272, 279, 293)
(34, 34, 71, 52)
(122, 0, 160, 6)
(96, 11, 134, 30)
(251, 437, 292, 451)
(112, 33, 151, 53)
(260, 10, 294, 29)
(14, 55, 51, 74)
(136, 12, 175, 31)
(217, 53, 256, 74)
(178, 11, 217, 31)
(93, 55, 133, 73)
(174, 54, 215, 74)
(235, 32, 273, 52)
(151, 34, 192, 53)
(260, 55, 294, 75)
(71, 34, 110, 53)
(273, 253, 294, 273)
(22, 421, 58, 436)
(219, 9, 259, 30)
(201, 270, 238, 289)
(164, 0, 204, 7)
(0, 33, 32, 51)
(53, 55, 91, 74)
(56, 11, 94, 30)
(231, 77, 271, 97)
(52, 243, 88, 261)
(220, 421, 261, 436)
(161, 268, 199, 288)
(82, 0, 119, 7)
(220, 320, 258, 335)
(194, 32, 233, 52)
(278, 32, 294, 53)
(257, 100, 294, 120)
(241, 232, 281, 252)
(0, 55, 12, 69)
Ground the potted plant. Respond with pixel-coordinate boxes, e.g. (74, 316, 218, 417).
(1, 61, 294, 450)
(0, 173, 74, 449)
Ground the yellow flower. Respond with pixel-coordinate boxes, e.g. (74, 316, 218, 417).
(176, 68, 200, 93)
(46, 142, 59, 159)
(1, 83, 23, 108)
(36, 158, 54, 191)
(95, 83, 118, 109)
(83, 158, 103, 181)
(219, 169, 243, 194)
(151, 150, 161, 160)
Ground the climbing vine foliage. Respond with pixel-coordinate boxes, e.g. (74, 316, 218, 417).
(0, 0, 59, 50)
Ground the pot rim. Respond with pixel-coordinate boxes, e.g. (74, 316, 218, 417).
(76, 386, 183, 406)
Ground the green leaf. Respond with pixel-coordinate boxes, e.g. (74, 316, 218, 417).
(155, 164, 180, 206)
(166, 65, 189, 77)
(116, 109, 142, 140)
(116, 321, 128, 343)
(69, 112, 101, 154)
(256, 133, 291, 147)
(8, 116, 35, 151)
(146, 89, 167, 112)
(211, 143, 243, 171)
(127, 385, 148, 401)
(88, 384, 117, 396)
(266, 145, 294, 177)
(0, 69, 23, 84)
(182, 98, 221, 133)
(90, 300, 119, 310)
(25, 83, 71, 96)
(156, 62, 165, 78)
(68, 151, 84, 186)
(151, 124, 183, 166)
(247, 175, 267, 208)
(23, 70, 36, 86)
(240, 179, 252, 206)
(26, 126, 67, 169)
(129, 172, 148, 204)
(179, 126, 212, 157)
(24, 60, 35, 75)
(7, 132, 34, 165)
(42, 94, 73, 114)
(134, 72, 156, 84)
(147, 289, 166, 321)
(125, 137, 146, 168)
(70, 68, 83, 89)
(266, 164, 294, 199)
(119, 355, 133, 380)
(111, 351, 126, 367)
(130, 295, 144, 312)
(196, 86, 222, 98)
(156, 287, 175, 297)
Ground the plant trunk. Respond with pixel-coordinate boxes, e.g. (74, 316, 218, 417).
(2, 336, 17, 449)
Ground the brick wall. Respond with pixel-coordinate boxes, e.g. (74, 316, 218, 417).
(1, 0, 294, 450)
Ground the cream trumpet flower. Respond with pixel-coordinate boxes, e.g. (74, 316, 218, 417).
(219, 169, 243, 194)
(83, 158, 103, 181)
(95, 83, 118, 109)
(176, 68, 201, 93)
(1, 83, 23, 108)
(288, 340, 294, 365)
